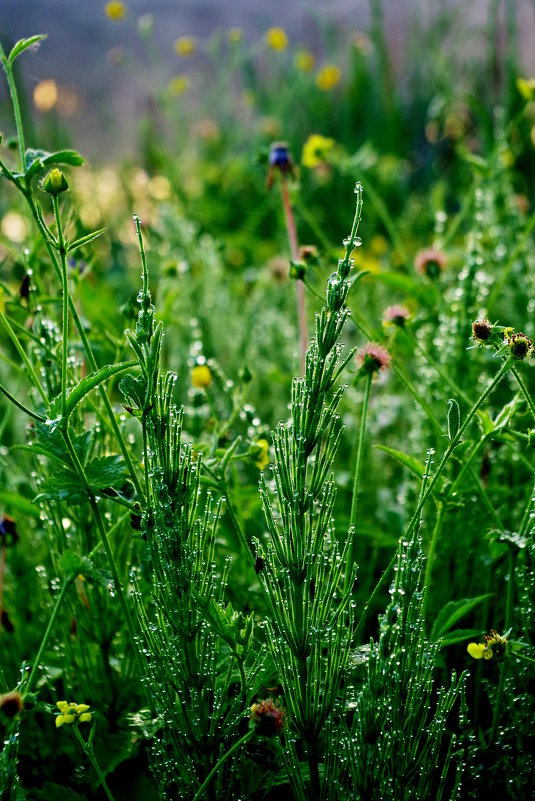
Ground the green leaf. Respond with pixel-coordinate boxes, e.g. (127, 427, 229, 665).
(438, 628, 483, 647)
(35, 469, 88, 505)
(376, 445, 444, 490)
(67, 227, 106, 253)
(48, 361, 137, 420)
(8, 35, 47, 64)
(371, 270, 436, 305)
(0, 489, 41, 518)
(59, 550, 84, 576)
(29, 783, 86, 801)
(431, 594, 492, 641)
(85, 455, 127, 490)
(42, 149, 84, 167)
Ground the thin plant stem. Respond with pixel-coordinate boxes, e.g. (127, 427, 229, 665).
(0, 659, 9, 692)
(510, 364, 535, 422)
(346, 371, 373, 593)
(52, 194, 69, 417)
(21, 192, 144, 501)
(404, 359, 513, 540)
(489, 548, 515, 745)
(25, 576, 74, 694)
(0, 382, 46, 422)
(421, 502, 446, 617)
(353, 550, 398, 643)
(72, 725, 117, 801)
(402, 326, 473, 407)
(0, 310, 48, 405)
(191, 731, 253, 801)
(280, 178, 307, 373)
(61, 428, 142, 672)
(0, 48, 26, 172)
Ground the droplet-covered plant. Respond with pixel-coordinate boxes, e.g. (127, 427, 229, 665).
(123, 218, 256, 801)
(256, 185, 366, 801)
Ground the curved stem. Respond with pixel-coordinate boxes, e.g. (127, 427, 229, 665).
(404, 359, 513, 540)
(25, 576, 74, 694)
(0, 310, 48, 405)
(0, 50, 25, 171)
(72, 725, 116, 801)
(346, 372, 372, 592)
(191, 731, 253, 801)
(52, 195, 69, 417)
(510, 364, 535, 422)
(0, 382, 46, 422)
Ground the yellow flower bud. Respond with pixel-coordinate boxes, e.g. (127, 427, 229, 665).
(191, 364, 212, 389)
(43, 169, 68, 196)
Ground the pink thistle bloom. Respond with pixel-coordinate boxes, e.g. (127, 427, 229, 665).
(356, 342, 391, 375)
(250, 698, 285, 737)
(383, 304, 410, 327)
(414, 248, 447, 278)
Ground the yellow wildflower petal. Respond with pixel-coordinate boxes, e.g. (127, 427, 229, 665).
(302, 134, 336, 169)
(75, 704, 90, 714)
(265, 28, 288, 51)
(174, 36, 196, 57)
(254, 439, 270, 470)
(294, 50, 315, 72)
(482, 646, 494, 660)
(191, 364, 212, 389)
(168, 76, 191, 96)
(56, 701, 70, 713)
(517, 77, 535, 101)
(105, 1, 126, 21)
(467, 642, 486, 660)
(316, 65, 341, 91)
(79, 713, 92, 723)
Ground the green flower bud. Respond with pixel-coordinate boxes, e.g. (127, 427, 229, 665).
(43, 168, 69, 196)
(507, 332, 533, 360)
(447, 398, 460, 441)
(289, 260, 307, 280)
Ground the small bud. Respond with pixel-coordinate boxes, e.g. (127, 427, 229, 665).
(0, 691, 24, 719)
(239, 366, 253, 384)
(267, 141, 295, 188)
(414, 248, 447, 279)
(42, 168, 69, 196)
(383, 304, 411, 329)
(250, 698, 285, 737)
(447, 399, 461, 441)
(355, 342, 391, 377)
(507, 332, 533, 360)
(472, 317, 492, 342)
(289, 260, 307, 280)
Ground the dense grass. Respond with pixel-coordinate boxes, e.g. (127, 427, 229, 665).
(1, 6, 535, 800)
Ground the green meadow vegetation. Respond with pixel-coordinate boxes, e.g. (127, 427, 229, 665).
(0, 4, 535, 799)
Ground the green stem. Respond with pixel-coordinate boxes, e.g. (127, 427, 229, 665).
(25, 575, 74, 694)
(52, 195, 69, 418)
(0, 381, 46, 422)
(404, 359, 513, 540)
(61, 428, 141, 669)
(346, 372, 372, 593)
(421, 502, 446, 617)
(223, 484, 256, 566)
(72, 726, 117, 801)
(0, 310, 48, 404)
(0, 659, 9, 692)
(191, 731, 253, 801)
(353, 550, 397, 643)
(0, 49, 26, 172)
(402, 327, 472, 407)
(281, 178, 307, 373)
(510, 364, 535, 422)
(22, 194, 144, 501)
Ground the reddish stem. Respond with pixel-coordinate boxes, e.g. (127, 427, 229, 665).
(281, 179, 307, 373)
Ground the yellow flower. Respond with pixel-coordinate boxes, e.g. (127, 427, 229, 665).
(302, 134, 336, 169)
(191, 364, 212, 389)
(174, 36, 196, 57)
(168, 75, 191, 96)
(55, 700, 92, 727)
(467, 630, 507, 662)
(105, 1, 126, 21)
(316, 65, 341, 91)
(265, 28, 288, 51)
(294, 49, 315, 72)
(228, 28, 243, 44)
(254, 439, 270, 470)
(517, 77, 535, 101)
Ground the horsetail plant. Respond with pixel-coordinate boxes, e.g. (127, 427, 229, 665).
(124, 218, 258, 801)
(256, 184, 366, 801)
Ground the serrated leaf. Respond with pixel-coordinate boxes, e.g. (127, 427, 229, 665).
(119, 373, 146, 410)
(48, 361, 137, 420)
(8, 35, 47, 64)
(35, 469, 88, 505)
(67, 227, 106, 253)
(431, 594, 492, 641)
(22, 424, 91, 468)
(438, 628, 482, 647)
(85, 455, 127, 490)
